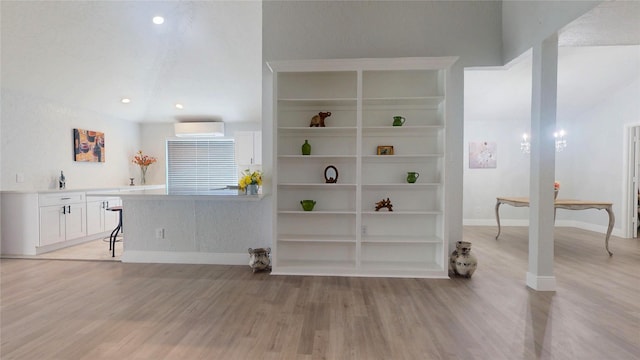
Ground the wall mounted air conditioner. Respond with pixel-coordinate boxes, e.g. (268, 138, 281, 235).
(174, 122, 225, 137)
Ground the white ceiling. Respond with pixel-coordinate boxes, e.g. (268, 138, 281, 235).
(465, 1, 640, 124)
(1, 1, 638, 125)
(1, 1, 262, 124)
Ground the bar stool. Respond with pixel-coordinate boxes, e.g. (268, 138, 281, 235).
(106, 206, 123, 257)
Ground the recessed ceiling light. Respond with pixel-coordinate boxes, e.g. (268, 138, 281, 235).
(153, 16, 164, 25)
(175, 103, 184, 109)
(121, 98, 131, 104)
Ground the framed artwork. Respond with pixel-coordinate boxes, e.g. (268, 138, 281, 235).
(469, 141, 496, 168)
(377, 145, 394, 155)
(74, 128, 105, 162)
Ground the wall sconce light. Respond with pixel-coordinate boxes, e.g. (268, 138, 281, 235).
(520, 130, 567, 153)
(554, 130, 567, 152)
(521, 133, 531, 154)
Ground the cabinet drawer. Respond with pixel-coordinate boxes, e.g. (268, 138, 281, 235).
(39, 192, 85, 206)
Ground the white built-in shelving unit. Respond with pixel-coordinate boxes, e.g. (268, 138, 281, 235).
(268, 57, 456, 278)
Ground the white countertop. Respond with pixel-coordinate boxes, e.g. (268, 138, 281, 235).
(98, 188, 266, 201)
(1, 185, 165, 195)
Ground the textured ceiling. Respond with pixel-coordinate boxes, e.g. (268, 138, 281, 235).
(559, 1, 640, 47)
(465, 1, 640, 124)
(1, 1, 262, 124)
(465, 45, 640, 124)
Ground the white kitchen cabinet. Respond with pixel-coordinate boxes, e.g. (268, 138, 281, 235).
(86, 196, 121, 236)
(235, 131, 262, 165)
(269, 57, 456, 278)
(38, 193, 87, 246)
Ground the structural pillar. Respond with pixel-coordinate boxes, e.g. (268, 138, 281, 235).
(527, 33, 558, 291)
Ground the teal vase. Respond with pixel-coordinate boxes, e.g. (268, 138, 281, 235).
(301, 140, 311, 155)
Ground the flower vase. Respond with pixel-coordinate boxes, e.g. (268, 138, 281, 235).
(554, 189, 558, 200)
(140, 166, 148, 185)
(247, 184, 259, 195)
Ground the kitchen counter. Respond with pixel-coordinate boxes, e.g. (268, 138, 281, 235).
(1, 185, 165, 195)
(100, 188, 265, 201)
(117, 188, 271, 265)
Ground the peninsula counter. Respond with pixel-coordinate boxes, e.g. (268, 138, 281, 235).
(116, 189, 271, 265)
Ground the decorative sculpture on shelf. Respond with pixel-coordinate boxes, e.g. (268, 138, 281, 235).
(248, 247, 271, 273)
(324, 165, 338, 183)
(375, 198, 393, 212)
(449, 241, 477, 278)
(309, 111, 331, 127)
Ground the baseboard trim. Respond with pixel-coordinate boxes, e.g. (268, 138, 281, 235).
(463, 219, 623, 238)
(526, 272, 556, 291)
(121, 251, 247, 265)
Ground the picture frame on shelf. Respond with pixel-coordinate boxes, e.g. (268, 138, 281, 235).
(377, 145, 394, 155)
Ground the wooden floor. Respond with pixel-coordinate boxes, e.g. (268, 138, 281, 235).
(1, 226, 638, 359)
(2, 236, 122, 261)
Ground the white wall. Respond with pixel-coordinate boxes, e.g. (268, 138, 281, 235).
(560, 76, 640, 232)
(464, 46, 640, 237)
(0, 89, 140, 191)
(263, 0, 503, 246)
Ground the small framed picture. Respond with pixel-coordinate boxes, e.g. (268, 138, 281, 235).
(377, 145, 394, 155)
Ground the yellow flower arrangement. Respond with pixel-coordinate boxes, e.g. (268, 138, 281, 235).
(239, 169, 262, 191)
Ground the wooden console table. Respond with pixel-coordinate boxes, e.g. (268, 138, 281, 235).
(495, 197, 615, 256)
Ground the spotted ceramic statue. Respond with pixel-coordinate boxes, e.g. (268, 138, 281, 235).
(248, 247, 271, 273)
(449, 241, 477, 278)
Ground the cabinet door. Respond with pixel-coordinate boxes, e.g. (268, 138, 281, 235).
(39, 206, 65, 246)
(252, 132, 262, 165)
(86, 200, 104, 235)
(235, 132, 255, 165)
(235, 131, 261, 165)
(64, 203, 86, 240)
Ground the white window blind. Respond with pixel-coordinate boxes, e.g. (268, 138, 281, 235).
(166, 139, 237, 192)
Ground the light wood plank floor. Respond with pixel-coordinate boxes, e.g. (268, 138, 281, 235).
(1, 226, 638, 359)
(2, 236, 122, 262)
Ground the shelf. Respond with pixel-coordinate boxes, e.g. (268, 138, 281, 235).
(279, 234, 356, 243)
(279, 183, 357, 188)
(278, 155, 357, 159)
(361, 210, 442, 215)
(361, 183, 440, 188)
(278, 210, 356, 215)
(278, 98, 357, 107)
(361, 260, 443, 270)
(273, 260, 357, 276)
(361, 235, 442, 244)
(362, 96, 444, 107)
(362, 154, 443, 162)
(362, 125, 443, 135)
(279, 126, 357, 135)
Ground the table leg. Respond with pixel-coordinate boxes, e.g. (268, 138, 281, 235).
(604, 206, 615, 256)
(495, 200, 502, 239)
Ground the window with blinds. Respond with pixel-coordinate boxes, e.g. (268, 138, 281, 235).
(166, 138, 237, 192)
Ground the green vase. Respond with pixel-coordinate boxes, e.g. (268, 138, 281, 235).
(301, 140, 311, 155)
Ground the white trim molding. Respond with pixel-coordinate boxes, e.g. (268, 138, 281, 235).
(526, 272, 556, 291)
(121, 251, 248, 265)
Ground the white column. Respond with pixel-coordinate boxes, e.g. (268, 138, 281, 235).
(527, 34, 558, 291)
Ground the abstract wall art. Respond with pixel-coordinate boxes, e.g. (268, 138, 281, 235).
(469, 141, 496, 169)
(73, 128, 105, 162)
